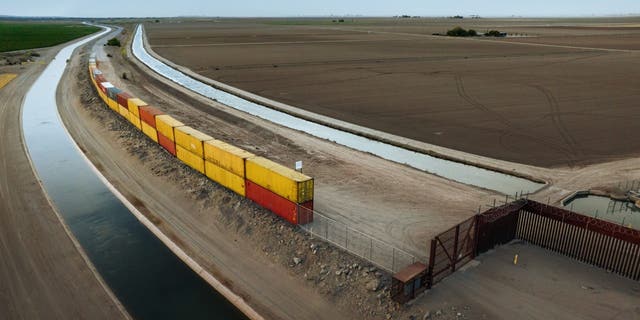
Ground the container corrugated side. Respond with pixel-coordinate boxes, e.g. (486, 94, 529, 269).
(155, 115, 184, 141)
(204, 140, 254, 178)
(118, 105, 129, 118)
(158, 132, 176, 156)
(174, 126, 213, 158)
(246, 180, 299, 224)
(141, 121, 158, 143)
(117, 92, 132, 109)
(128, 112, 142, 130)
(127, 98, 147, 118)
(176, 145, 205, 174)
(205, 161, 246, 196)
(246, 157, 314, 203)
(139, 105, 163, 127)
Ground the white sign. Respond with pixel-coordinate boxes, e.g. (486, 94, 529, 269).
(295, 160, 303, 171)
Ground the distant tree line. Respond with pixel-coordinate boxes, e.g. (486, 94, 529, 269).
(446, 26, 477, 37)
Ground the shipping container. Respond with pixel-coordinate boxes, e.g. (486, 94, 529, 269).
(155, 115, 184, 141)
(139, 105, 164, 127)
(95, 75, 106, 84)
(174, 126, 213, 158)
(116, 92, 132, 109)
(158, 131, 176, 156)
(118, 105, 129, 118)
(205, 161, 246, 196)
(128, 112, 142, 130)
(246, 157, 314, 203)
(176, 145, 205, 174)
(204, 140, 254, 178)
(100, 82, 113, 95)
(141, 120, 158, 143)
(106, 87, 122, 101)
(127, 98, 147, 118)
(246, 180, 313, 225)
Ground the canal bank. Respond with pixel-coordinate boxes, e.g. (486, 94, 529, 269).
(21, 25, 253, 320)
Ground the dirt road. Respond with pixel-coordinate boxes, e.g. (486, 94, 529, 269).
(0, 46, 127, 319)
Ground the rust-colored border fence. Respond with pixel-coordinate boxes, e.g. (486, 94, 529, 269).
(516, 201, 640, 280)
(427, 216, 477, 286)
(425, 199, 640, 289)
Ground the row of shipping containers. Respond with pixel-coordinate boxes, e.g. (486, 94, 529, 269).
(88, 58, 313, 225)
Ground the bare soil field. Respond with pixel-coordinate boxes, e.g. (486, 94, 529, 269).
(145, 18, 640, 168)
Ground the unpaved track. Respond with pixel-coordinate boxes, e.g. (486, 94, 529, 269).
(59, 34, 350, 320)
(0, 46, 126, 319)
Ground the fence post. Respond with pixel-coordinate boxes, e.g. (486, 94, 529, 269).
(452, 225, 460, 272)
(427, 239, 436, 288)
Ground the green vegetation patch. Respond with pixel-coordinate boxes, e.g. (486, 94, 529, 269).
(0, 22, 100, 52)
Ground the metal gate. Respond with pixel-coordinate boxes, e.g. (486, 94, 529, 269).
(427, 215, 477, 286)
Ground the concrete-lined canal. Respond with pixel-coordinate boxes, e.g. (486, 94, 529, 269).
(22, 26, 246, 320)
(132, 24, 544, 196)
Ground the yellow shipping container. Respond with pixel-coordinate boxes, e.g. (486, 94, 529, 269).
(246, 157, 314, 203)
(155, 115, 184, 141)
(118, 105, 129, 118)
(174, 126, 213, 158)
(177, 145, 205, 174)
(108, 98, 118, 111)
(128, 113, 142, 130)
(141, 121, 158, 143)
(204, 140, 254, 178)
(205, 161, 246, 196)
(127, 98, 147, 118)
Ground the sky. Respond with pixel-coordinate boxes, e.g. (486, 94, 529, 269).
(3, 0, 640, 18)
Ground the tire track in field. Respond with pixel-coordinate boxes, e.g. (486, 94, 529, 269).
(531, 84, 582, 164)
(454, 75, 574, 160)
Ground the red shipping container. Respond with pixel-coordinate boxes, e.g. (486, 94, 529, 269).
(94, 74, 106, 84)
(116, 92, 133, 108)
(246, 180, 315, 225)
(158, 131, 176, 156)
(138, 105, 164, 127)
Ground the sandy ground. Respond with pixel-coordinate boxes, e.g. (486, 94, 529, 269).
(415, 241, 640, 320)
(146, 18, 640, 168)
(0, 46, 127, 319)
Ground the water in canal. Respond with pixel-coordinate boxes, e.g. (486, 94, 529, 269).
(22, 27, 246, 320)
(563, 194, 640, 230)
(131, 25, 544, 196)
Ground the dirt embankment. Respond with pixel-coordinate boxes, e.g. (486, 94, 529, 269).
(59, 40, 436, 319)
(0, 46, 127, 319)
